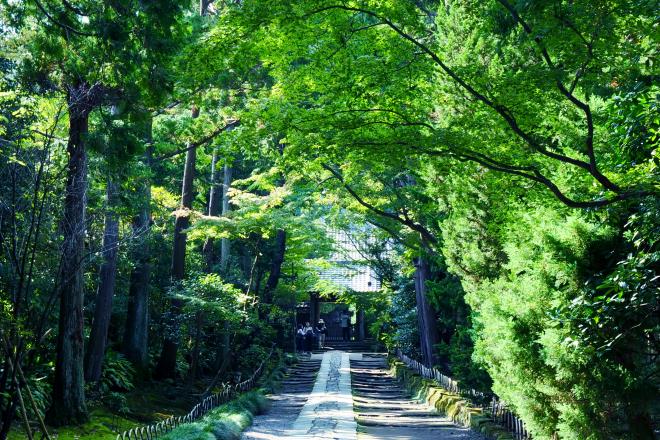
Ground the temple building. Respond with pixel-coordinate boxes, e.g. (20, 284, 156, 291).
(297, 228, 381, 342)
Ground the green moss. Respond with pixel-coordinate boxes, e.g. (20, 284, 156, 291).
(8, 408, 138, 440)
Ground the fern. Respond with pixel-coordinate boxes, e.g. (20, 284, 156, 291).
(101, 351, 135, 393)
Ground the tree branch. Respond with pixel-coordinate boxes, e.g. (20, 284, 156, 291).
(423, 147, 650, 209)
(495, 0, 615, 191)
(308, 4, 620, 193)
(154, 120, 239, 161)
(321, 163, 438, 245)
(33, 0, 96, 37)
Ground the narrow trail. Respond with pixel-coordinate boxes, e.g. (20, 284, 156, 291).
(351, 354, 484, 440)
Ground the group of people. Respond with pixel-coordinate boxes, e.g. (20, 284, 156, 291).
(296, 319, 327, 354)
(296, 311, 353, 354)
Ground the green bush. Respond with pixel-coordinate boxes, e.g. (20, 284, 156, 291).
(161, 391, 268, 440)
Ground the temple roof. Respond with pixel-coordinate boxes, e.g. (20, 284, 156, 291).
(317, 229, 381, 292)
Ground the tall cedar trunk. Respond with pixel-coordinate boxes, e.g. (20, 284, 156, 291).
(154, 106, 199, 379)
(263, 229, 286, 305)
(202, 149, 221, 268)
(220, 164, 232, 269)
(262, 145, 285, 309)
(413, 254, 438, 367)
(122, 124, 152, 371)
(358, 309, 366, 341)
(212, 164, 233, 370)
(47, 99, 89, 425)
(84, 180, 119, 382)
(188, 311, 203, 383)
(0, 391, 16, 440)
(194, 149, 222, 381)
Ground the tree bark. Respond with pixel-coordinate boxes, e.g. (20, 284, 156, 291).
(84, 179, 119, 383)
(220, 164, 233, 269)
(413, 254, 438, 367)
(154, 106, 199, 379)
(213, 323, 230, 372)
(263, 229, 286, 305)
(122, 211, 151, 370)
(47, 96, 90, 425)
(202, 149, 222, 269)
(122, 124, 152, 371)
(213, 163, 233, 372)
(188, 311, 204, 384)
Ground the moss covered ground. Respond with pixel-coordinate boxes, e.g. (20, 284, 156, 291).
(7, 381, 200, 439)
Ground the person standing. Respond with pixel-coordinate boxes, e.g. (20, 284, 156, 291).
(303, 321, 315, 354)
(296, 324, 304, 353)
(316, 319, 327, 349)
(341, 312, 350, 341)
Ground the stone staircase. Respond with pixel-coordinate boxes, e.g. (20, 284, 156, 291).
(351, 354, 484, 439)
(241, 357, 322, 439)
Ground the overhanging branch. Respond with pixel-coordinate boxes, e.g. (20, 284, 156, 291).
(321, 163, 438, 245)
(307, 4, 621, 195)
(154, 120, 239, 161)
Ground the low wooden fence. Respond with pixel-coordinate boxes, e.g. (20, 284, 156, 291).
(395, 348, 531, 439)
(115, 346, 275, 440)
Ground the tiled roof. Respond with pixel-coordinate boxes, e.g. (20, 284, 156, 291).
(316, 229, 381, 292)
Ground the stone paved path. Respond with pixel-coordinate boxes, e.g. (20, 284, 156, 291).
(242, 352, 484, 440)
(351, 354, 485, 440)
(289, 351, 357, 439)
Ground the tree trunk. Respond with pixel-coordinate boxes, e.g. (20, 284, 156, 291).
(188, 311, 204, 384)
(202, 149, 221, 269)
(47, 99, 90, 425)
(263, 229, 286, 305)
(413, 254, 438, 367)
(215, 164, 233, 373)
(214, 323, 230, 371)
(0, 389, 16, 440)
(122, 124, 152, 371)
(358, 309, 366, 341)
(220, 164, 233, 269)
(84, 180, 119, 383)
(154, 106, 199, 380)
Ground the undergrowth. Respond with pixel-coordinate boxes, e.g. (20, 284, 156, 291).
(161, 391, 269, 440)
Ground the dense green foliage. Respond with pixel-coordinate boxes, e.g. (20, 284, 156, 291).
(0, 0, 657, 439)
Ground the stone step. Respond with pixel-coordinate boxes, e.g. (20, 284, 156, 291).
(358, 410, 445, 418)
(349, 356, 483, 440)
(353, 392, 410, 397)
(352, 397, 419, 405)
(352, 383, 401, 390)
(356, 416, 458, 428)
